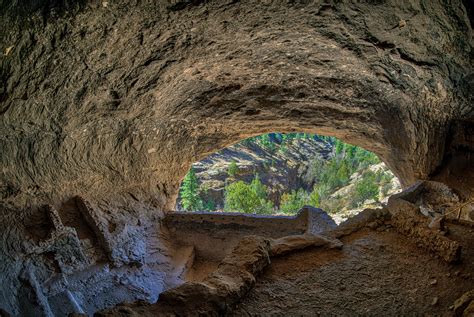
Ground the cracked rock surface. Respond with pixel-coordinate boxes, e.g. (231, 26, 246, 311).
(0, 1, 473, 316)
(1, 0, 472, 210)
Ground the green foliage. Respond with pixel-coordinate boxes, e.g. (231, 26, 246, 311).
(304, 137, 383, 195)
(250, 173, 267, 200)
(260, 134, 276, 152)
(180, 167, 203, 211)
(180, 132, 393, 215)
(350, 171, 380, 208)
(224, 181, 258, 213)
(202, 198, 216, 211)
(279, 189, 309, 214)
(224, 176, 273, 214)
(227, 161, 239, 177)
(335, 139, 344, 155)
(279, 143, 288, 154)
(309, 186, 320, 207)
(336, 160, 350, 185)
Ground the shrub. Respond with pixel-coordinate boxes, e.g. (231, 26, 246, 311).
(227, 161, 239, 177)
(350, 171, 379, 208)
(224, 178, 273, 214)
(309, 186, 320, 207)
(279, 189, 309, 214)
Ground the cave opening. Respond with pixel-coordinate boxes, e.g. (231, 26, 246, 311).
(176, 132, 401, 224)
(1, 0, 473, 315)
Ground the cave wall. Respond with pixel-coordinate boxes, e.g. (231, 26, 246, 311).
(0, 1, 473, 315)
(163, 207, 336, 261)
(1, 0, 472, 211)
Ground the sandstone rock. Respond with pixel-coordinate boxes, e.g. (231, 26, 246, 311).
(428, 214, 445, 231)
(97, 235, 271, 316)
(453, 290, 474, 317)
(391, 180, 460, 216)
(0, 0, 472, 315)
(75, 197, 146, 267)
(97, 232, 344, 315)
(463, 301, 474, 317)
(270, 234, 343, 257)
(303, 206, 338, 234)
(387, 195, 462, 263)
(328, 208, 390, 238)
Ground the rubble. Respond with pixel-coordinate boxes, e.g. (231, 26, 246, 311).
(387, 189, 462, 263)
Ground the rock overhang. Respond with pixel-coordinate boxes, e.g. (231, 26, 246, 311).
(0, 0, 472, 212)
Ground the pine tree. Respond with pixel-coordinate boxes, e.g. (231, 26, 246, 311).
(180, 167, 203, 211)
(250, 173, 267, 200)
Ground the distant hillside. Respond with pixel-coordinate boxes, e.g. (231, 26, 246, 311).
(177, 133, 401, 223)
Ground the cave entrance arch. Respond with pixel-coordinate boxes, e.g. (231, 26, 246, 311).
(175, 132, 401, 223)
(1, 0, 466, 214)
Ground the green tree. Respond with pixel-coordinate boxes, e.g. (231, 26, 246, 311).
(279, 189, 309, 214)
(227, 161, 239, 177)
(351, 171, 379, 207)
(180, 167, 203, 211)
(224, 180, 273, 214)
(335, 139, 344, 156)
(250, 173, 267, 200)
(336, 160, 350, 186)
(203, 198, 216, 211)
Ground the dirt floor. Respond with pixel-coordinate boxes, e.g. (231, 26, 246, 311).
(232, 223, 474, 316)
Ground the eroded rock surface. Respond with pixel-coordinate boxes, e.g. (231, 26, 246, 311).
(97, 233, 344, 316)
(0, 0, 473, 315)
(387, 181, 463, 262)
(1, 0, 473, 210)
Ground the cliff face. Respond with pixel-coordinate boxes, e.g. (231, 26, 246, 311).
(179, 136, 401, 217)
(187, 137, 333, 209)
(1, 0, 472, 211)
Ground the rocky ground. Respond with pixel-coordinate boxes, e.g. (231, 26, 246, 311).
(233, 223, 474, 316)
(328, 162, 402, 223)
(97, 180, 474, 316)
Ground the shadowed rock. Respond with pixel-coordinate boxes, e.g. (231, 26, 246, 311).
(1, 0, 472, 210)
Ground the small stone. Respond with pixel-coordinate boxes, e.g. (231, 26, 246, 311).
(368, 221, 378, 229)
(430, 279, 437, 285)
(102, 1, 108, 7)
(446, 273, 451, 277)
(398, 19, 407, 28)
(431, 297, 439, 306)
(3, 45, 14, 56)
(454, 271, 460, 276)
